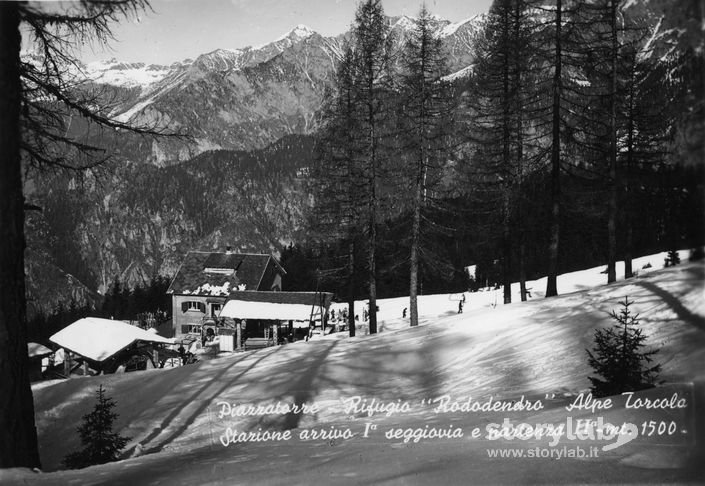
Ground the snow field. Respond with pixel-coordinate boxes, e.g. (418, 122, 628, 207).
(13, 251, 705, 484)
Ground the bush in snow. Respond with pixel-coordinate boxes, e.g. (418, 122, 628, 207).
(664, 250, 681, 267)
(586, 297, 661, 398)
(63, 385, 131, 469)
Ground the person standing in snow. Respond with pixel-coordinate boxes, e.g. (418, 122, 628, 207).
(458, 293, 466, 314)
(178, 344, 186, 365)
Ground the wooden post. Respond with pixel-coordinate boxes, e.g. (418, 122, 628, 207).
(273, 322, 278, 345)
(63, 351, 71, 378)
(236, 320, 242, 351)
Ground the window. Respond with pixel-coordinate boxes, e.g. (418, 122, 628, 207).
(182, 324, 202, 335)
(182, 301, 205, 313)
(203, 267, 235, 275)
(211, 303, 222, 317)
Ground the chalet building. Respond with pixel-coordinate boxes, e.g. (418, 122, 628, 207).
(220, 290, 333, 347)
(167, 250, 286, 339)
(28, 342, 53, 382)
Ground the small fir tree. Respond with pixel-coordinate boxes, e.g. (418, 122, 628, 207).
(586, 297, 661, 398)
(664, 250, 681, 267)
(63, 385, 131, 469)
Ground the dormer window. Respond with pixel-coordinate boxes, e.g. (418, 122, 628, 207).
(204, 267, 235, 275)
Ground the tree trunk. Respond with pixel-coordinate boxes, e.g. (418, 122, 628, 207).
(409, 53, 428, 326)
(0, 2, 42, 468)
(347, 239, 356, 337)
(501, 8, 512, 305)
(546, 0, 563, 298)
(514, 0, 528, 302)
(624, 223, 633, 278)
(366, 67, 378, 335)
(409, 166, 422, 327)
(623, 57, 637, 279)
(607, 0, 618, 284)
(502, 192, 512, 304)
(368, 195, 378, 334)
(367, 137, 378, 335)
(519, 241, 528, 301)
(623, 148, 634, 279)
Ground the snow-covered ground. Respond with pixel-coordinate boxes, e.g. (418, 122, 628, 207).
(4, 251, 704, 485)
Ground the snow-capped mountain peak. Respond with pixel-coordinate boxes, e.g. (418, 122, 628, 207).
(252, 24, 316, 51)
(440, 15, 482, 37)
(280, 24, 315, 42)
(192, 48, 247, 71)
(391, 15, 416, 31)
(83, 14, 483, 146)
(83, 58, 172, 88)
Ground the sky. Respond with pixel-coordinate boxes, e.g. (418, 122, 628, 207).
(77, 0, 494, 64)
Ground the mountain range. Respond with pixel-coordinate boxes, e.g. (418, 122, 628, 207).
(70, 3, 697, 166)
(79, 15, 484, 164)
(23, 5, 700, 316)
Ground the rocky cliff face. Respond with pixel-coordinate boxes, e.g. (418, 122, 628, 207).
(25, 135, 315, 314)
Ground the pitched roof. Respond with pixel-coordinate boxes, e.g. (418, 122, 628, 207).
(28, 342, 53, 359)
(168, 252, 283, 295)
(49, 318, 175, 363)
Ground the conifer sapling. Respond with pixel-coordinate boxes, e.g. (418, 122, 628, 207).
(586, 297, 661, 398)
(665, 250, 681, 267)
(63, 385, 131, 469)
